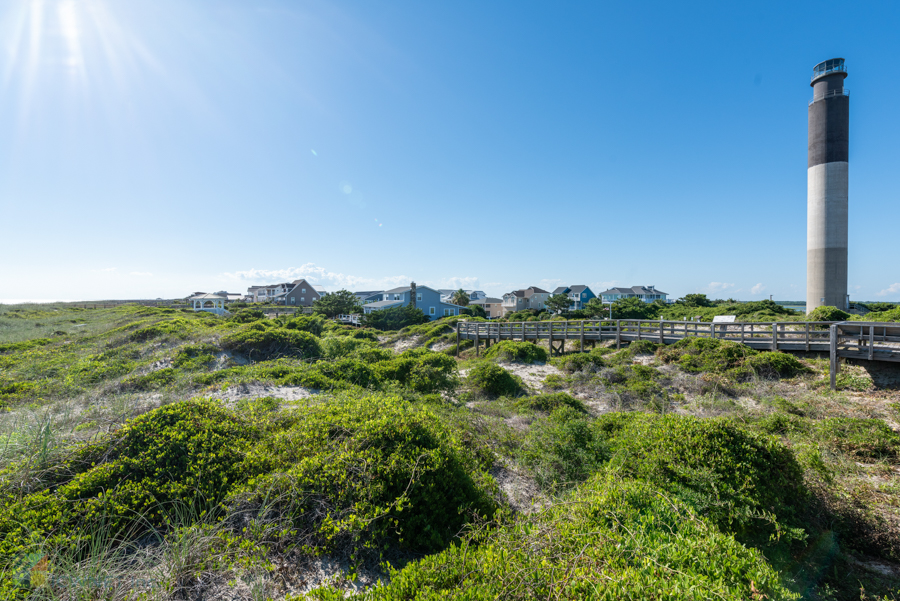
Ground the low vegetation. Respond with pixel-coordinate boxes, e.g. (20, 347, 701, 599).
(0, 302, 899, 599)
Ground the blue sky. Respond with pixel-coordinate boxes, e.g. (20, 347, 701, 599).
(1, 0, 898, 303)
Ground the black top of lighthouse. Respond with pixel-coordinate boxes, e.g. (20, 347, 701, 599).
(811, 58, 847, 86)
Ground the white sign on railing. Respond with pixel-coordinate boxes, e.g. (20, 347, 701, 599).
(712, 315, 736, 323)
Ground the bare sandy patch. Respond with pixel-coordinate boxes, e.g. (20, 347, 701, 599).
(204, 384, 316, 406)
(500, 362, 563, 391)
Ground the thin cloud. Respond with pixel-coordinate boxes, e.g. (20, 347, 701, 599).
(708, 282, 735, 293)
(751, 283, 765, 295)
(877, 283, 900, 297)
(223, 263, 409, 291)
(129, 271, 153, 277)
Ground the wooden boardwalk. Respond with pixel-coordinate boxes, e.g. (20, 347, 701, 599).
(456, 319, 900, 390)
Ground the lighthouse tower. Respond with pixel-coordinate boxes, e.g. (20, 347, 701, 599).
(807, 58, 849, 312)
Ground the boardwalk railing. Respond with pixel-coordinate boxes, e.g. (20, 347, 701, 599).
(456, 319, 900, 390)
(336, 314, 363, 326)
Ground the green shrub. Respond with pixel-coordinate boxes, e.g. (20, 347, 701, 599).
(329, 327, 379, 341)
(816, 418, 900, 461)
(349, 476, 793, 600)
(657, 337, 807, 382)
(314, 358, 378, 389)
(220, 327, 322, 361)
(517, 392, 586, 413)
(240, 394, 496, 554)
(597, 413, 807, 545)
(0, 399, 259, 552)
(120, 367, 177, 391)
(835, 372, 873, 391)
(0, 338, 53, 354)
(229, 308, 266, 323)
(284, 314, 327, 337)
(743, 352, 810, 379)
(172, 343, 218, 370)
(466, 362, 523, 397)
(0, 380, 39, 406)
(128, 318, 196, 342)
(858, 306, 900, 322)
(482, 341, 547, 364)
(807, 305, 850, 321)
(520, 406, 606, 489)
(66, 351, 137, 386)
(552, 347, 611, 373)
(363, 305, 429, 331)
(863, 302, 897, 313)
(626, 339, 659, 355)
(542, 373, 565, 389)
(320, 336, 376, 359)
(374, 349, 459, 394)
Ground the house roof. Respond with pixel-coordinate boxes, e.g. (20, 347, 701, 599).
(569, 285, 590, 294)
(600, 286, 668, 296)
(364, 300, 404, 309)
(470, 297, 502, 304)
(383, 286, 411, 294)
(552, 286, 569, 295)
(354, 290, 382, 296)
(383, 284, 440, 295)
(527, 286, 549, 294)
(188, 293, 226, 300)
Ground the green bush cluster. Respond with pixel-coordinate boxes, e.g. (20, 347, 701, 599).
(816, 418, 900, 461)
(363, 305, 430, 331)
(0, 395, 497, 576)
(333, 476, 793, 601)
(657, 337, 809, 381)
(220, 326, 322, 361)
(229, 308, 266, 323)
(0, 338, 53, 354)
(465, 362, 523, 397)
(373, 349, 459, 394)
(172, 343, 218, 370)
(195, 348, 457, 394)
(520, 406, 607, 489)
(517, 392, 586, 413)
(859, 305, 900, 322)
(284, 314, 327, 337)
(481, 341, 547, 364)
(552, 346, 611, 373)
(597, 412, 807, 544)
(128, 318, 196, 342)
(241, 393, 496, 554)
(120, 367, 178, 391)
(807, 305, 850, 321)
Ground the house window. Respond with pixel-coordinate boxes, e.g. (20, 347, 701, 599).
(291, 297, 295, 303)
(417, 293, 422, 301)
(443, 308, 450, 316)
(430, 307, 435, 315)
(301, 297, 305, 302)
(302, 288, 306, 293)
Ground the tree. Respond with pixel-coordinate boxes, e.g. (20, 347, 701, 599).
(463, 304, 487, 319)
(451, 289, 470, 307)
(545, 294, 572, 315)
(312, 289, 361, 318)
(611, 297, 659, 320)
(363, 305, 429, 331)
(584, 297, 610, 318)
(677, 294, 715, 308)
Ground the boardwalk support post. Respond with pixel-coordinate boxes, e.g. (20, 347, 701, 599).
(456, 323, 461, 357)
(616, 320, 621, 349)
(830, 324, 839, 391)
